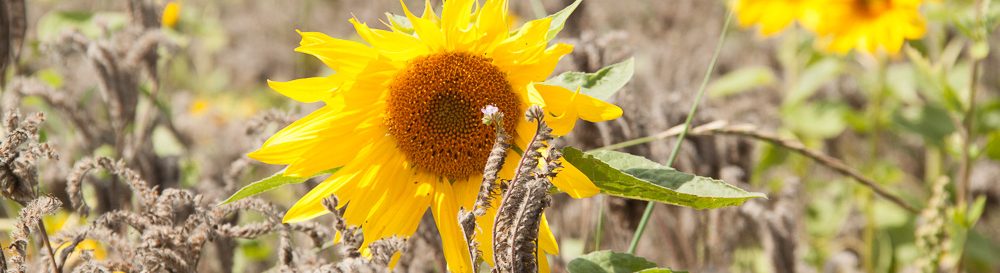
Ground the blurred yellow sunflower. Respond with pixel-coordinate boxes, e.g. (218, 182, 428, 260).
(161, 1, 181, 29)
(248, 0, 621, 272)
(804, 0, 926, 54)
(732, 0, 813, 36)
(45, 212, 107, 262)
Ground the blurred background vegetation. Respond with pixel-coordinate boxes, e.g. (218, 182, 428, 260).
(2, 0, 999, 272)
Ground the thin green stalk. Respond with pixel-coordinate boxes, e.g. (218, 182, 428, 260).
(956, 2, 989, 272)
(596, 135, 659, 151)
(957, 52, 980, 209)
(593, 195, 605, 250)
(626, 9, 733, 255)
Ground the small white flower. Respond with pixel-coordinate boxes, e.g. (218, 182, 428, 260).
(481, 105, 499, 116)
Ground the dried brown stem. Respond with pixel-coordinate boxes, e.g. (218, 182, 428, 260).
(461, 106, 512, 265)
(668, 121, 920, 213)
(35, 219, 58, 273)
(492, 106, 557, 273)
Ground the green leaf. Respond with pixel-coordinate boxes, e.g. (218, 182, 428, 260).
(36, 11, 128, 42)
(563, 147, 766, 209)
(385, 13, 414, 34)
(544, 58, 635, 101)
(220, 168, 339, 205)
(36, 69, 64, 89)
(638, 269, 684, 273)
(782, 102, 847, 139)
(885, 64, 918, 103)
(892, 104, 956, 147)
(966, 196, 987, 227)
(971, 41, 990, 60)
(567, 251, 657, 273)
(985, 132, 1000, 161)
(707, 66, 776, 99)
(544, 0, 582, 40)
(786, 58, 841, 106)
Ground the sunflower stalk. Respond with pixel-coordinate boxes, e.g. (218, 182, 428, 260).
(491, 105, 558, 273)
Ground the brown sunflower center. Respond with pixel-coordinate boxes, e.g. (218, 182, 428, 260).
(855, 0, 890, 16)
(386, 52, 519, 180)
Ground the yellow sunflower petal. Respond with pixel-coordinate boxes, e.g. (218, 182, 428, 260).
(552, 161, 600, 198)
(350, 18, 429, 60)
(283, 173, 355, 223)
(248, 106, 347, 164)
(431, 179, 474, 273)
(282, 125, 382, 177)
(282, 136, 397, 223)
(491, 17, 554, 75)
(533, 84, 622, 135)
(539, 214, 559, 253)
(504, 43, 574, 86)
(440, 0, 475, 38)
(266, 76, 341, 103)
(537, 84, 622, 122)
(472, 0, 510, 51)
(572, 95, 623, 122)
(352, 157, 433, 245)
(537, 214, 559, 273)
(248, 105, 375, 172)
(474, 186, 503, 265)
(295, 30, 376, 73)
(400, 0, 445, 51)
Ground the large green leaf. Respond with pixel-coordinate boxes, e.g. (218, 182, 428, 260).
(220, 168, 339, 205)
(544, 58, 635, 101)
(563, 147, 765, 209)
(568, 251, 680, 273)
(544, 0, 582, 40)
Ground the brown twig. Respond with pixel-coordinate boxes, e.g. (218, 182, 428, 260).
(662, 121, 920, 213)
(36, 219, 59, 273)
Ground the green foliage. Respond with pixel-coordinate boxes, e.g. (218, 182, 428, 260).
(782, 102, 848, 139)
(786, 58, 841, 106)
(544, 0, 582, 40)
(892, 104, 956, 147)
(986, 132, 1000, 160)
(36, 11, 128, 41)
(220, 168, 339, 205)
(563, 147, 765, 209)
(568, 251, 680, 273)
(545, 58, 635, 101)
(707, 66, 776, 98)
(386, 13, 414, 34)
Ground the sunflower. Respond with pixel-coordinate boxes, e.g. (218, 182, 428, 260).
(802, 0, 926, 54)
(732, 0, 814, 36)
(248, 0, 622, 272)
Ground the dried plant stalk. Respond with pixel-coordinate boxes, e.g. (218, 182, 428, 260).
(461, 106, 512, 264)
(491, 106, 559, 273)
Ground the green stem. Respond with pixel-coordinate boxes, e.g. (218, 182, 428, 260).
(956, 2, 989, 272)
(626, 9, 733, 255)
